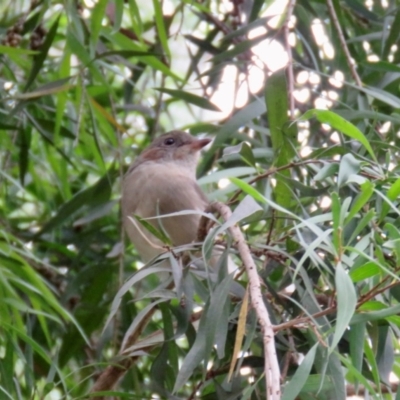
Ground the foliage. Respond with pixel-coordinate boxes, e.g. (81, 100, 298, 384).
(1, 0, 400, 399)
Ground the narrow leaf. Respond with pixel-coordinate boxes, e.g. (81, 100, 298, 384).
(265, 69, 296, 226)
(155, 88, 220, 111)
(228, 288, 249, 381)
(331, 263, 357, 353)
(229, 177, 266, 204)
(344, 180, 374, 225)
(90, 0, 108, 53)
(282, 343, 319, 400)
(24, 15, 61, 91)
(380, 177, 400, 221)
(217, 194, 263, 234)
(152, 0, 170, 58)
(300, 109, 377, 161)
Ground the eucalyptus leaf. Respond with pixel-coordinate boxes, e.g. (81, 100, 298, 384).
(282, 343, 319, 400)
(330, 263, 357, 353)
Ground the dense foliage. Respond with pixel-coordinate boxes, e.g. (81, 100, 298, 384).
(1, 0, 400, 399)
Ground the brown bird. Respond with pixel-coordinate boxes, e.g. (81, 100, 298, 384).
(121, 131, 212, 265)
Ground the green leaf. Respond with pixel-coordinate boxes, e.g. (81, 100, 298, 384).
(24, 15, 61, 91)
(265, 69, 296, 162)
(152, 0, 171, 58)
(36, 170, 116, 235)
(222, 17, 269, 42)
(383, 8, 400, 58)
(331, 192, 341, 252)
(344, 180, 374, 225)
(361, 60, 400, 73)
(17, 128, 31, 185)
(350, 261, 380, 282)
(223, 142, 257, 167)
(265, 68, 296, 226)
(351, 304, 400, 325)
(362, 86, 400, 109)
(132, 215, 172, 246)
(300, 109, 377, 162)
(383, 223, 400, 261)
(13, 77, 72, 100)
(348, 209, 375, 244)
(314, 163, 339, 181)
(212, 34, 268, 63)
(90, 0, 108, 55)
(128, 0, 144, 41)
(198, 167, 256, 185)
(217, 195, 263, 234)
(95, 49, 160, 59)
(330, 263, 357, 353)
(380, 178, 400, 221)
(337, 154, 362, 188)
(155, 88, 220, 111)
(199, 98, 267, 174)
(229, 177, 266, 204)
(173, 275, 233, 392)
(282, 343, 318, 400)
(344, 0, 379, 22)
(0, 45, 38, 56)
(338, 351, 377, 396)
(349, 322, 365, 378)
(104, 266, 172, 332)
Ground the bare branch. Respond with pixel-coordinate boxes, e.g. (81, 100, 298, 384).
(90, 303, 156, 399)
(207, 202, 281, 400)
(326, 0, 362, 87)
(229, 159, 328, 204)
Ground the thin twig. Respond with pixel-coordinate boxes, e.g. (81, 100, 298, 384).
(347, 382, 398, 396)
(326, 0, 362, 87)
(90, 293, 198, 399)
(229, 159, 327, 204)
(273, 306, 335, 332)
(90, 300, 162, 399)
(284, 0, 297, 119)
(103, 85, 126, 354)
(207, 202, 281, 400)
(273, 277, 400, 333)
(150, 74, 165, 139)
(229, 157, 380, 205)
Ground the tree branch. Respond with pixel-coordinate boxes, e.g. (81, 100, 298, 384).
(206, 202, 281, 400)
(90, 304, 156, 399)
(326, 0, 362, 87)
(229, 159, 327, 204)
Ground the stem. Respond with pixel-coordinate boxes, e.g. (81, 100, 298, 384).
(326, 0, 362, 87)
(208, 202, 281, 400)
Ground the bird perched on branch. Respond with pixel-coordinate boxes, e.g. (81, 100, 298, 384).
(121, 131, 213, 267)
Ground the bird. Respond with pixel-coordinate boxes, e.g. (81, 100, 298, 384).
(121, 131, 214, 268)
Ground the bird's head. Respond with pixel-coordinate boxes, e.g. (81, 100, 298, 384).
(139, 131, 211, 172)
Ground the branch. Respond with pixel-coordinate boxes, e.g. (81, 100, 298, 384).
(90, 306, 203, 399)
(326, 0, 362, 87)
(90, 357, 134, 400)
(273, 278, 400, 333)
(207, 202, 281, 400)
(229, 159, 327, 204)
(90, 304, 156, 399)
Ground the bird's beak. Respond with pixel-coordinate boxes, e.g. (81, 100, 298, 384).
(189, 138, 211, 151)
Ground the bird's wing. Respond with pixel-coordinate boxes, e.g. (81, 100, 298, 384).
(122, 162, 208, 248)
(156, 175, 208, 246)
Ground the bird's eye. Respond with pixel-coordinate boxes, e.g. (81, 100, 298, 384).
(164, 137, 175, 146)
